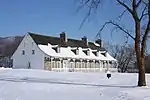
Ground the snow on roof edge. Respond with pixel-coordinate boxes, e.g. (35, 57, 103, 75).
(38, 44, 116, 61)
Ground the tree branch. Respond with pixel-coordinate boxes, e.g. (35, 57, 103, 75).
(140, 4, 148, 21)
(97, 21, 136, 40)
(116, 9, 127, 21)
(79, 7, 92, 29)
(132, 0, 141, 21)
(141, 18, 150, 57)
(116, 0, 133, 15)
(136, 0, 142, 7)
(76, 0, 90, 12)
(140, 13, 148, 21)
(79, 0, 102, 29)
(141, 0, 150, 57)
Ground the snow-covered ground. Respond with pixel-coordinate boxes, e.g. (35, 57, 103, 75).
(0, 69, 150, 100)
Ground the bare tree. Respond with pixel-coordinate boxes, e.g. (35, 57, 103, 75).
(107, 44, 136, 73)
(145, 55, 150, 73)
(77, 0, 150, 86)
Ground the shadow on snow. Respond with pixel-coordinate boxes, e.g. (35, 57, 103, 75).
(0, 77, 137, 88)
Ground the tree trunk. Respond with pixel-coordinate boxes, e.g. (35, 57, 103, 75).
(138, 57, 146, 86)
(135, 21, 146, 86)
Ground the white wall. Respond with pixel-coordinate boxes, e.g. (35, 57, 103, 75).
(11, 33, 44, 69)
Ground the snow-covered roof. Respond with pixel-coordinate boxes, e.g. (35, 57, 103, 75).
(38, 44, 60, 58)
(106, 52, 117, 61)
(93, 42, 100, 47)
(38, 44, 116, 61)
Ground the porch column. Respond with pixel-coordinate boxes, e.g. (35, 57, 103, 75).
(50, 58, 54, 71)
(73, 59, 75, 72)
(66, 59, 70, 72)
(68, 59, 70, 70)
(74, 59, 76, 68)
(86, 60, 89, 72)
(79, 59, 82, 72)
(61, 59, 63, 71)
(102, 61, 105, 72)
(93, 60, 96, 72)
(49, 58, 51, 71)
(54, 58, 57, 71)
(75, 60, 78, 72)
(55, 59, 57, 70)
(69, 59, 73, 69)
(91, 60, 94, 72)
(100, 61, 102, 68)
(99, 60, 101, 72)
(77, 61, 80, 71)
(59, 58, 62, 71)
(106, 61, 109, 71)
(104, 61, 106, 68)
(82, 60, 85, 72)
(95, 60, 98, 72)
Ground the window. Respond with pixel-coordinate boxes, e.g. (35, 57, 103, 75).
(76, 49, 79, 55)
(71, 49, 79, 55)
(22, 50, 25, 55)
(101, 53, 106, 57)
(45, 57, 50, 61)
(83, 49, 90, 56)
(32, 50, 35, 55)
(52, 47, 60, 53)
(92, 51, 99, 57)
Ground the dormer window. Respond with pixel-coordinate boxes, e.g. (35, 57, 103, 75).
(92, 51, 99, 56)
(71, 49, 79, 55)
(83, 49, 90, 56)
(52, 47, 60, 53)
(101, 52, 106, 57)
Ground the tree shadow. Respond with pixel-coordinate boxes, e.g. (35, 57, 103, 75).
(0, 77, 137, 89)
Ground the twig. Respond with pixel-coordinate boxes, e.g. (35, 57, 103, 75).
(97, 20, 135, 40)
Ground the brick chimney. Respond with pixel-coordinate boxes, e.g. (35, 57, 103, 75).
(95, 39, 103, 48)
(60, 32, 67, 43)
(81, 36, 88, 46)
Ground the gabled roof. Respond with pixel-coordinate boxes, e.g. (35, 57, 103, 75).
(29, 32, 106, 51)
(29, 33, 61, 45)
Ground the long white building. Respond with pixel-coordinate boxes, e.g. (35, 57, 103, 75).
(11, 32, 118, 72)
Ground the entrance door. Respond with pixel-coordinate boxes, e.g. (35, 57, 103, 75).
(27, 62, 31, 69)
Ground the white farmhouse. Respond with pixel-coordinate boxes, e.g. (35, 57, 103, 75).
(11, 32, 118, 72)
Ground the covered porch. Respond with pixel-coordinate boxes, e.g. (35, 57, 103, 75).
(44, 56, 118, 72)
